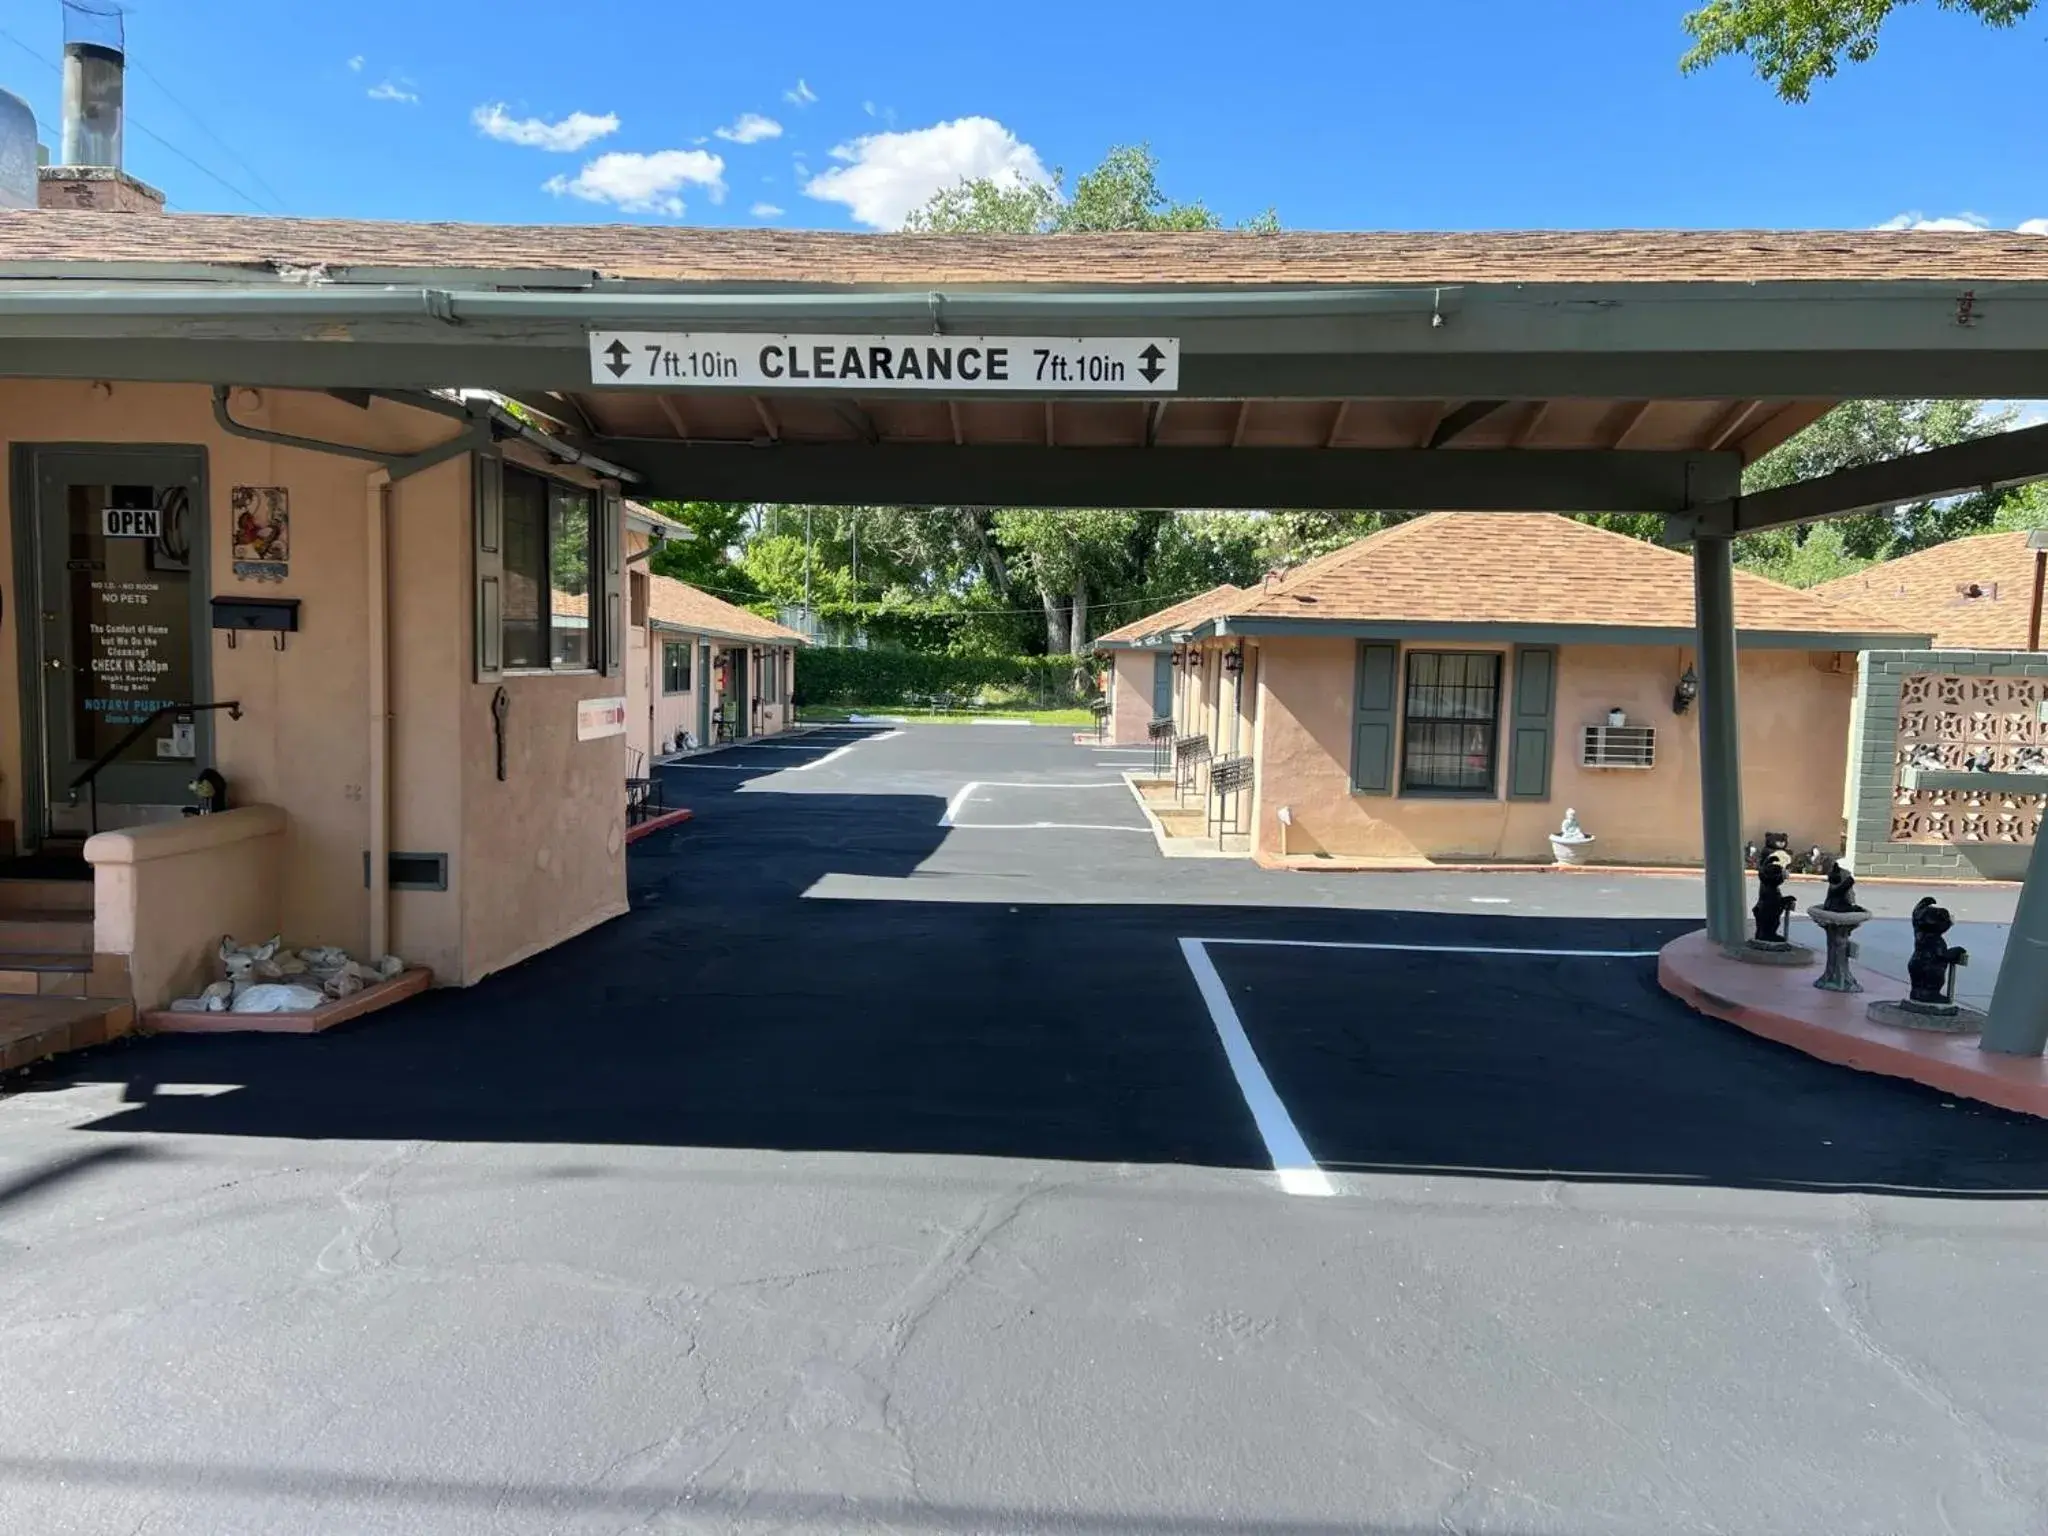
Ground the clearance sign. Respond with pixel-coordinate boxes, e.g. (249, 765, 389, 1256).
(589, 332, 1179, 393)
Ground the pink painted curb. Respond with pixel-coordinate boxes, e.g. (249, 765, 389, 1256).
(1658, 929, 2048, 1119)
(625, 807, 695, 844)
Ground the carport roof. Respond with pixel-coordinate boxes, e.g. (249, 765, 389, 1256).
(1179, 514, 1929, 649)
(4, 215, 2047, 285)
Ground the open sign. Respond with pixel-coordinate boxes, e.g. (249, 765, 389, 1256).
(102, 506, 163, 539)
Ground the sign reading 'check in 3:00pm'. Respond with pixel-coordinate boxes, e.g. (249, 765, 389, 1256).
(588, 333, 1180, 393)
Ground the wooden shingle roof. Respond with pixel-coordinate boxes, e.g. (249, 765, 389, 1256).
(647, 575, 804, 644)
(1096, 583, 1244, 646)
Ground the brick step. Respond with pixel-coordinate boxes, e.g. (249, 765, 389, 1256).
(0, 995, 134, 1074)
(0, 951, 95, 998)
(0, 877, 94, 916)
(0, 913, 93, 954)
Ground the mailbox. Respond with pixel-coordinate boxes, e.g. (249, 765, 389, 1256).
(210, 596, 301, 649)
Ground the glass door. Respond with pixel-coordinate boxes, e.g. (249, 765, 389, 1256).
(32, 448, 209, 833)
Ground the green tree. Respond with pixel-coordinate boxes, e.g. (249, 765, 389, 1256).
(646, 501, 757, 595)
(1992, 482, 2048, 531)
(1681, 0, 2037, 102)
(992, 508, 1151, 654)
(1733, 400, 2021, 576)
(1732, 520, 1872, 587)
(902, 143, 1277, 234)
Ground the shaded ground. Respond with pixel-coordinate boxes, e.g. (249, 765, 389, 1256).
(3, 723, 2046, 1534)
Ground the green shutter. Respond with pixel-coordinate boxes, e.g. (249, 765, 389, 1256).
(1507, 645, 1557, 801)
(1351, 642, 1399, 795)
(599, 489, 625, 678)
(472, 452, 503, 683)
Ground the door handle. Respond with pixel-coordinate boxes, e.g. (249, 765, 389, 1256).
(47, 658, 63, 670)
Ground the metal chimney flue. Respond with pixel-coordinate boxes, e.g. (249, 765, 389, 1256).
(59, 0, 125, 170)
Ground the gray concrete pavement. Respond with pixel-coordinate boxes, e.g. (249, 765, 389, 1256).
(3, 723, 2045, 1535)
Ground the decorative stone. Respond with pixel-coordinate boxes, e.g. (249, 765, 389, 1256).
(1866, 999, 1988, 1034)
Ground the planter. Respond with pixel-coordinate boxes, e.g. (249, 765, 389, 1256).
(1607, 709, 1628, 728)
(1550, 835, 1594, 867)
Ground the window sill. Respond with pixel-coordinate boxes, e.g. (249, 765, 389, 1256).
(1390, 789, 1502, 802)
(501, 668, 601, 679)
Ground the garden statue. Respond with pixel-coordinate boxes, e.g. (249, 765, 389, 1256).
(1802, 845, 1837, 879)
(1751, 858, 1797, 945)
(1549, 808, 1594, 865)
(1809, 863, 1873, 993)
(1760, 831, 1791, 864)
(1905, 898, 1968, 1010)
(2016, 745, 2048, 775)
(1820, 862, 1866, 914)
(1905, 743, 1945, 772)
(1743, 839, 1761, 871)
(1865, 896, 1988, 1033)
(182, 768, 228, 817)
(1965, 747, 1996, 773)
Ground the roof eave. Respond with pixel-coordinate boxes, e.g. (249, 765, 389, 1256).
(1211, 616, 1930, 650)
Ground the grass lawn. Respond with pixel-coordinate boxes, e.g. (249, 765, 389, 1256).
(802, 704, 1097, 727)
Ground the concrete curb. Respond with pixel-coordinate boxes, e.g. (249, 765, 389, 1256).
(1658, 929, 2048, 1120)
(1120, 773, 1250, 860)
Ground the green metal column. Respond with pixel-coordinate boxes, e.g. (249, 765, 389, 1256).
(1693, 534, 1747, 947)
(1981, 831, 2048, 1056)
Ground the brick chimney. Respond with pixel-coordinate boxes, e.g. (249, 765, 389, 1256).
(38, 164, 165, 213)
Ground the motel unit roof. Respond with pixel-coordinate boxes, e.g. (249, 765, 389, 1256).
(647, 575, 806, 646)
(1184, 514, 1930, 650)
(1812, 530, 2048, 651)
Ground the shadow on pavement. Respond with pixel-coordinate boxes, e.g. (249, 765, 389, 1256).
(32, 751, 2048, 1199)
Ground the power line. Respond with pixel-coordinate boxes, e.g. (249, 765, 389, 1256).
(668, 574, 1219, 619)
(127, 54, 287, 212)
(0, 23, 274, 214)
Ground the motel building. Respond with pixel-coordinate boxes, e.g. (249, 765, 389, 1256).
(1099, 514, 1928, 866)
(4, 118, 2048, 1075)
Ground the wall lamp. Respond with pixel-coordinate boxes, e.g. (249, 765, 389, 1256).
(1223, 645, 1245, 675)
(1673, 666, 1699, 716)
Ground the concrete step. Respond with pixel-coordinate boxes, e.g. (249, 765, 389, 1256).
(0, 995, 134, 1075)
(0, 877, 94, 916)
(0, 951, 95, 997)
(0, 912, 93, 953)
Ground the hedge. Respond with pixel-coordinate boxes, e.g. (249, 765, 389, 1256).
(794, 649, 1093, 707)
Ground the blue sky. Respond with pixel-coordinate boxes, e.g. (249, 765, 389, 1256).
(1, 0, 2043, 233)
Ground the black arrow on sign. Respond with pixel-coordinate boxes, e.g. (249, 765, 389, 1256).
(603, 339, 632, 379)
(1137, 344, 1166, 384)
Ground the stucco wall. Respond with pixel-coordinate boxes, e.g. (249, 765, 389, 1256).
(1249, 635, 1853, 865)
(0, 382, 633, 990)
(1108, 652, 1154, 744)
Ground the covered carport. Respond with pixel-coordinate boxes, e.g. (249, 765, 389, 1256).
(3, 218, 2048, 1054)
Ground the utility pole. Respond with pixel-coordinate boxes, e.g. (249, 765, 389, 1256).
(802, 507, 813, 627)
(851, 511, 859, 597)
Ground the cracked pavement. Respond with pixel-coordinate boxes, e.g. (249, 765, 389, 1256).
(3, 724, 2046, 1534)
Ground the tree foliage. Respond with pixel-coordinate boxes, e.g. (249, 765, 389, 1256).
(1731, 400, 2024, 581)
(1680, 0, 2037, 101)
(901, 143, 1277, 235)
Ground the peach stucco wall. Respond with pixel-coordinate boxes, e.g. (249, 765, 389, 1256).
(1249, 635, 1853, 865)
(1109, 652, 1155, 744)
(0, 382, 632, 990)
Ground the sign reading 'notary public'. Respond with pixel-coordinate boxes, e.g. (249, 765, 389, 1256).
(588, 332, 1180, 393)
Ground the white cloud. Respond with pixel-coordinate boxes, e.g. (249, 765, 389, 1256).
(472, 103, 620, 152)
(1875, 211, 1990, 232)
(545, 150, 726, 217)
(862, 100, 877, 117)
(2021, 219, 2048, 236)
(783, 78, 818, 106)
(368, 80, 418, 104)
(751, 202, 785, 219)
(714, 112, 783, 145)
(803, 116, 1049, 230)
(347, 55, 365, 72)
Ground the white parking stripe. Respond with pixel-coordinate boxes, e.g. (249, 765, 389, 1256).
(1195, 938, 1663, 959)
(947, 823, 1154, 833)
(1177, 938, 1334, 1199)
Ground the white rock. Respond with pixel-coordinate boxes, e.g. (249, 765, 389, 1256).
(229, 983, 325, 1015)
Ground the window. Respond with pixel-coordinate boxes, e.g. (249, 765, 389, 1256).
(760, 649, 782, 704)
(630, 569, 650, 629)
(500, 464, 594, 672)
(1401, 651, 1502, 795)
(662, 640, 691, 695)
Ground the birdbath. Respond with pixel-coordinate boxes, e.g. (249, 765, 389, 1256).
(1808, 864, 1872, 993)
(1549, 807, 1594, 867)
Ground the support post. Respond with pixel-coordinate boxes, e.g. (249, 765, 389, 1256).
(1980, 831, 2048, 1056)
(1693, 534, 1746, 946)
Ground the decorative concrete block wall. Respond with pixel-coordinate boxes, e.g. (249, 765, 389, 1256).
(1847, 650, 2048, 880)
